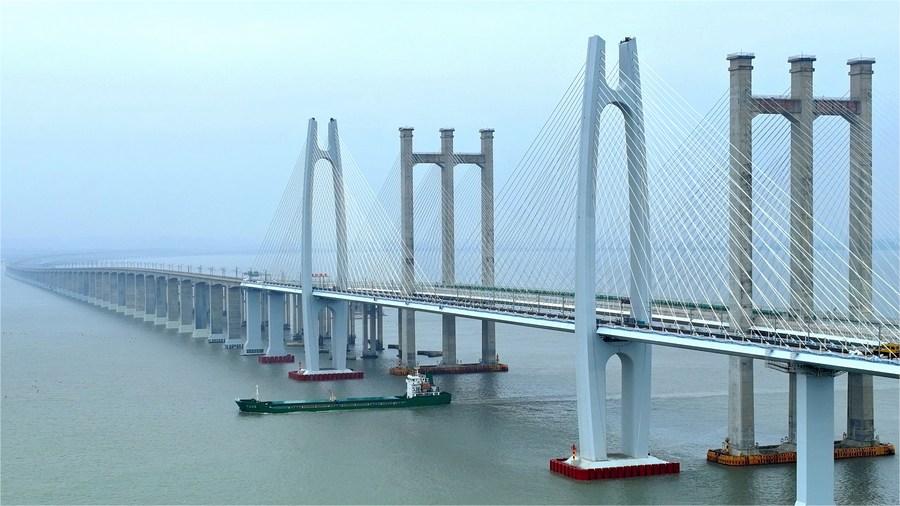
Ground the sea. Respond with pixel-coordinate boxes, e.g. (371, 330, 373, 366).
(1, 253, 898, 504)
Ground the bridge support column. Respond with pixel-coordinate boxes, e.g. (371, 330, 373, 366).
(242, 288, 264, 355)
(725, 52, 757, 456)
(100, 272, 111, 309)
(155, 277, 168, 326)
(361, 305, 375, 358)
(116, 273, 127, 313)
(224, 286, 244, 348)
(301, 297, 323, 371)
(576, 338, 652, 462)
(481, 321, 496, 365)
(143, 275, 157, 322)
(260, 294, 269, 337)
(330, 301, 350, 370)
(845, 373, 875, 444)
(166, 278, 180, 329)
(178, 279, 193, 334)
(346, 304, 357, 360)
(728, 357, 756, 454)
(795, 367, 836, 506)
(265, 291, 287, 357)
(441, 315, 456, 365)
(208, 285, 226, 343)
(192, 282, 210, 339)
(399, 309, 416, 368)
(376, 306, 384, 351)
(846, 58, 878, 451)
(124, 274, 136, 316)
(134, 274, 146, 319)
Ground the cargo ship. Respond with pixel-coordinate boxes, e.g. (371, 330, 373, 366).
(235, 369, 451, 413)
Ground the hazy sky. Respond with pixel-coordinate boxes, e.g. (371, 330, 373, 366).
(2, 1, 898, 257)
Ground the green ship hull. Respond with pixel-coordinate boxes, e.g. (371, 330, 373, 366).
(236, 392, 451, 413)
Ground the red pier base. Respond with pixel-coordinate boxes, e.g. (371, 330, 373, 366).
(288, 370, 364, 381)
(258, 354, 296, 364)
(549, 458, 680, 481)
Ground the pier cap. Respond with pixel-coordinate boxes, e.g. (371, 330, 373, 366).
(439, 128, 455, 137)
(847, 57, 875, 76)
(727, 52, 755, 61)
(788, 54, 816, 63)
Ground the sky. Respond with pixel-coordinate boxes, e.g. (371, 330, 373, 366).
(2, 0, 898, 258)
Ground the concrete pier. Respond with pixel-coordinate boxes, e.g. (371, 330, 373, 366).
(178, 279, 193, 334)
(441, 315, 456, 365)
(726, 53, 756, 455)
(242, 288, 264, 355)
(154, 276, 168, 326)
(361, 304, 377, 358)
(399, 308, 416, 368)
(124, 273, 136, 316)
(133, 274, 146, 319)
(846, 373, 875, 444)
(166, 278, 180, 330)
(208, 284, 225, 343)
(116, 273, 126, 313)
(795, 367, 837, 506)
(192, 281, 210, 339)
(481, 320, 496, 364)
(143, 275, 157, 322)
(224, 286, 243, 349)
(330, 301, 350, 370)
(846, 57, 876, 449)
(264, 291, 286, 357)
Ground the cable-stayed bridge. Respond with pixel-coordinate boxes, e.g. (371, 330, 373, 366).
(7, 36, 899, 505)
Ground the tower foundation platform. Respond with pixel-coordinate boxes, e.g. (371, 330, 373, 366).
(550, 454, 679, 481)
(707, 441, 895, 466)
(288, 368, 363, 381)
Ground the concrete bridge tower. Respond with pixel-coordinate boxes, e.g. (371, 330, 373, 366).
(398, 125, 496, 369)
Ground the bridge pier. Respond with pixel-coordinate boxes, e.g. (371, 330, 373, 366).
(795, 367, 837, 506)
(154, 277, 168, 326)
(192, 282, 210, 338)
(399, 309, 416, 368)
(845, 57, 877, 452)
(574, 337, 655, 462)
(143, 275, 157, 322)
(376, 306, 384, 351)
(845, 373, 875, 445)
(178, 279, 194, 334)
(441, 315, 456, 365)
(124, 273, 136, 316)
(481, 321, 496, 365)
(264, 291, 287, 357)
(224, 286, 244, 349)
(242, 288, 264, 355)
(166, 278, 180, 329)
(330, 301, 350, 370)
(133, 274, 145, 319)
(100, 272, 111, 309)
(116, 273, 126, 313)
(208, 284, 226, 343)
(361, 305, 375, 358)
(728, 357, 756, 454)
